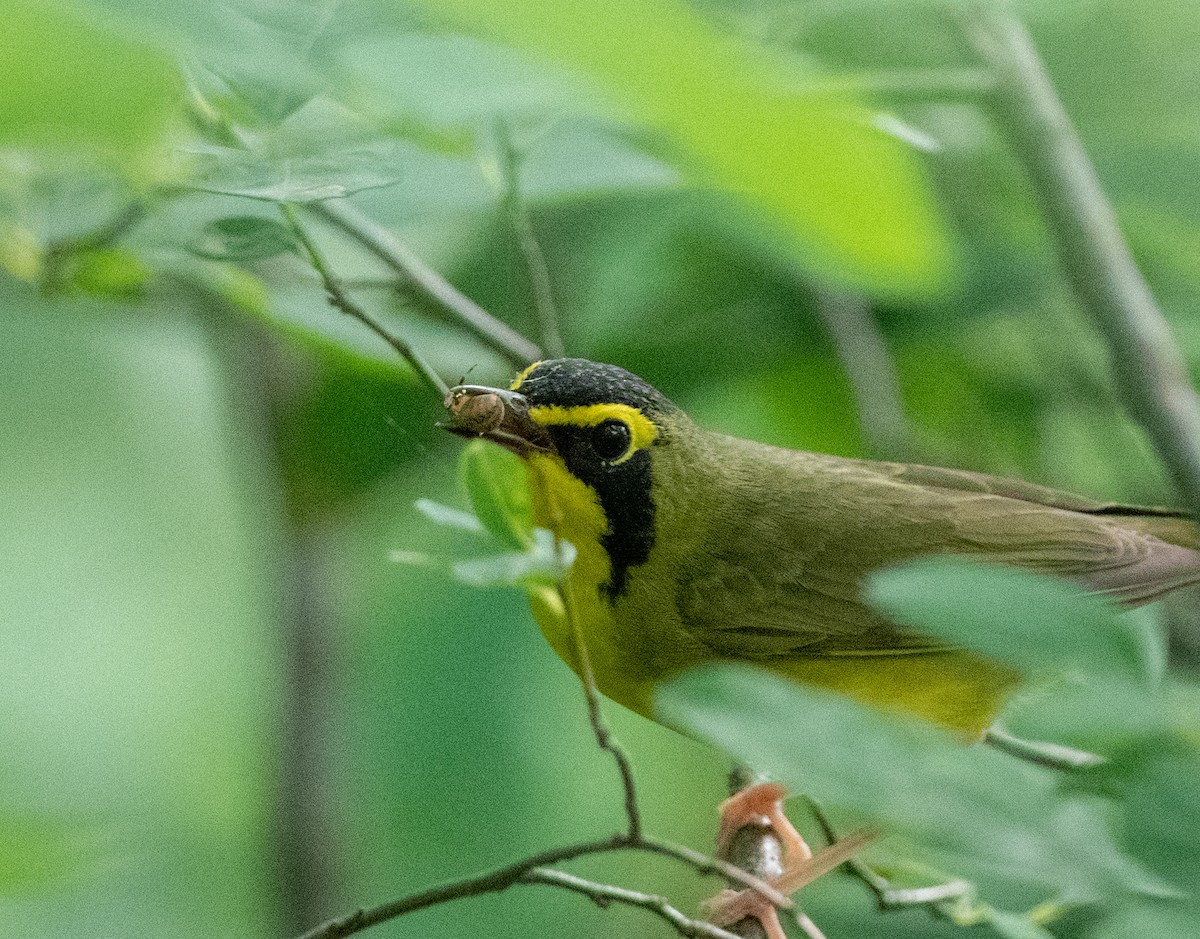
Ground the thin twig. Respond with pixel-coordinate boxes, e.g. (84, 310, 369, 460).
(811, 287, 926, 461)
(307, 199, 542, 366)
(637, 835, 791, 910)
(983, 726, 1105, 771)
(956, 3, 1200, 520)
(281, 202, 449, 399)
(294, 832, 790, 939)
(522, 868, 744, 939)
(554, 571, 644, 840)
(493, 121, 566, 357)
(804, 797, 971, 911)
(294, 836, 626, 939)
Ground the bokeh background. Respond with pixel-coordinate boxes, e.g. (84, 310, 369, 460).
(3, 1, 1199, 937)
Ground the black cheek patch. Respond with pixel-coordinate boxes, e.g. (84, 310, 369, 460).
(550, 426, 656, 598)
(595, 450, 656, 598)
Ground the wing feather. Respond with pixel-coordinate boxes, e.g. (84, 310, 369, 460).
(673, 443, 1200, 660)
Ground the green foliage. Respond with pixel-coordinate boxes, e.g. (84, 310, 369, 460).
(4, 1, 1200, 938)
(197, 216, 299, 262)
(0, 0, 179, 162)
(868, 559, 1165, 683)
(411, 0, 953, 295)
(459, 439, 534, 549)
(403, 444, 574, 591)
(658, 556, 1200, 935)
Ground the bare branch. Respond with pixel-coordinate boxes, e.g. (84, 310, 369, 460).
(307, 199, 542, 366)
(294, 836, 627, 939)
(957, 3, 1200, 519)
(811, 287, 925, 461)
(522, 868, 744, 939)
(637, 836, 792, 911)
(281, 202, 450, 400)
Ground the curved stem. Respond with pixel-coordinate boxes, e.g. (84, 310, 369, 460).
(282, 203, 449, 399)
(494, 121, 567, 358)
(522, 868, 743, 939)
(307, 199, 542, 367)
(957, 2, 1200, 519)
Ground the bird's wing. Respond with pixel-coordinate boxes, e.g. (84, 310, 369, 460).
(673, 449, 1200, 660)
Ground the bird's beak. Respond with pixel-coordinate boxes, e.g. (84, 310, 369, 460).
(439, 384, 555, 456)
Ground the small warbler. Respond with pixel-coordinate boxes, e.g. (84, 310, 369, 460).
(444, 358, 1200, 735)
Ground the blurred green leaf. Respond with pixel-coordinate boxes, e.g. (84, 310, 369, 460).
(1095, 900, 1200, 939)
(460, 439, 534, 550)
(62, 248, 151, 299)
(1002, 679, 1176, 756)
(0, 0, 178, 163)
(196, 215, 298, 262)
(657, 664, 1164, 901)
(183, 98, 405, 203)
(409, 0, 953, 295)
(341, 33, 604, 132)
(452, 527, 575, 589)
(868, 559, 1161, 684)
(0, 812, 93, 895)
(984, 910, 1058, 939)
(1109, 740, 1200, 893)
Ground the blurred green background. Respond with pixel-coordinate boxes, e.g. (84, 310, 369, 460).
(2, 0, 1199, 937)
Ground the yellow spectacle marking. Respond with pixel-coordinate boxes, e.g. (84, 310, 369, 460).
(510, 361, 543, 391)
(528, 403, 658, 464)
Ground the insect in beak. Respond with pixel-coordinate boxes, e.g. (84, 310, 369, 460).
(440, 384, 555, 456)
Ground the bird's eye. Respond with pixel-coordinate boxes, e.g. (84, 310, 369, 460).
(590, 419, 632, 461)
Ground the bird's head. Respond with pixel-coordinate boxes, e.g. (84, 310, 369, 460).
(442, 359, 685, 596)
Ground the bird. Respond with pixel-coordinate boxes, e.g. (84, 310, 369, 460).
(443, 357, 1200, 937)
(443, 358, 1200, 737)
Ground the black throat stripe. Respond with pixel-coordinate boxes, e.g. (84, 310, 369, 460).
(596, 449, 656, 598)
(545, 424, 657, 598)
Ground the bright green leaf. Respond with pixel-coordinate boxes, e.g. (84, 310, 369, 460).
(66, 247, 150, 299)
(868, 558, 1160, 683)
(460, 439, 534, 550)
(407, 0, 952, 295)
(0, 0, 178, 164)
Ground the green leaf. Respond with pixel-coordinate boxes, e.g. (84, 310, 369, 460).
(64, 247, 151, 299)
(460, 439, 534, 550)
(407, 0, 952, 295)
(182, 98, 405, 204)
(0, 812, 94, 895)
(867, 558, 1160, 683)
(0, 0, 178, 164)
(196, 216, 298, 262)
(1111, 740, 1200, 892)
(1002, 678, 1174, 755)
(657, 664, 1165, 900)
(984, 911, 1058, 939)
